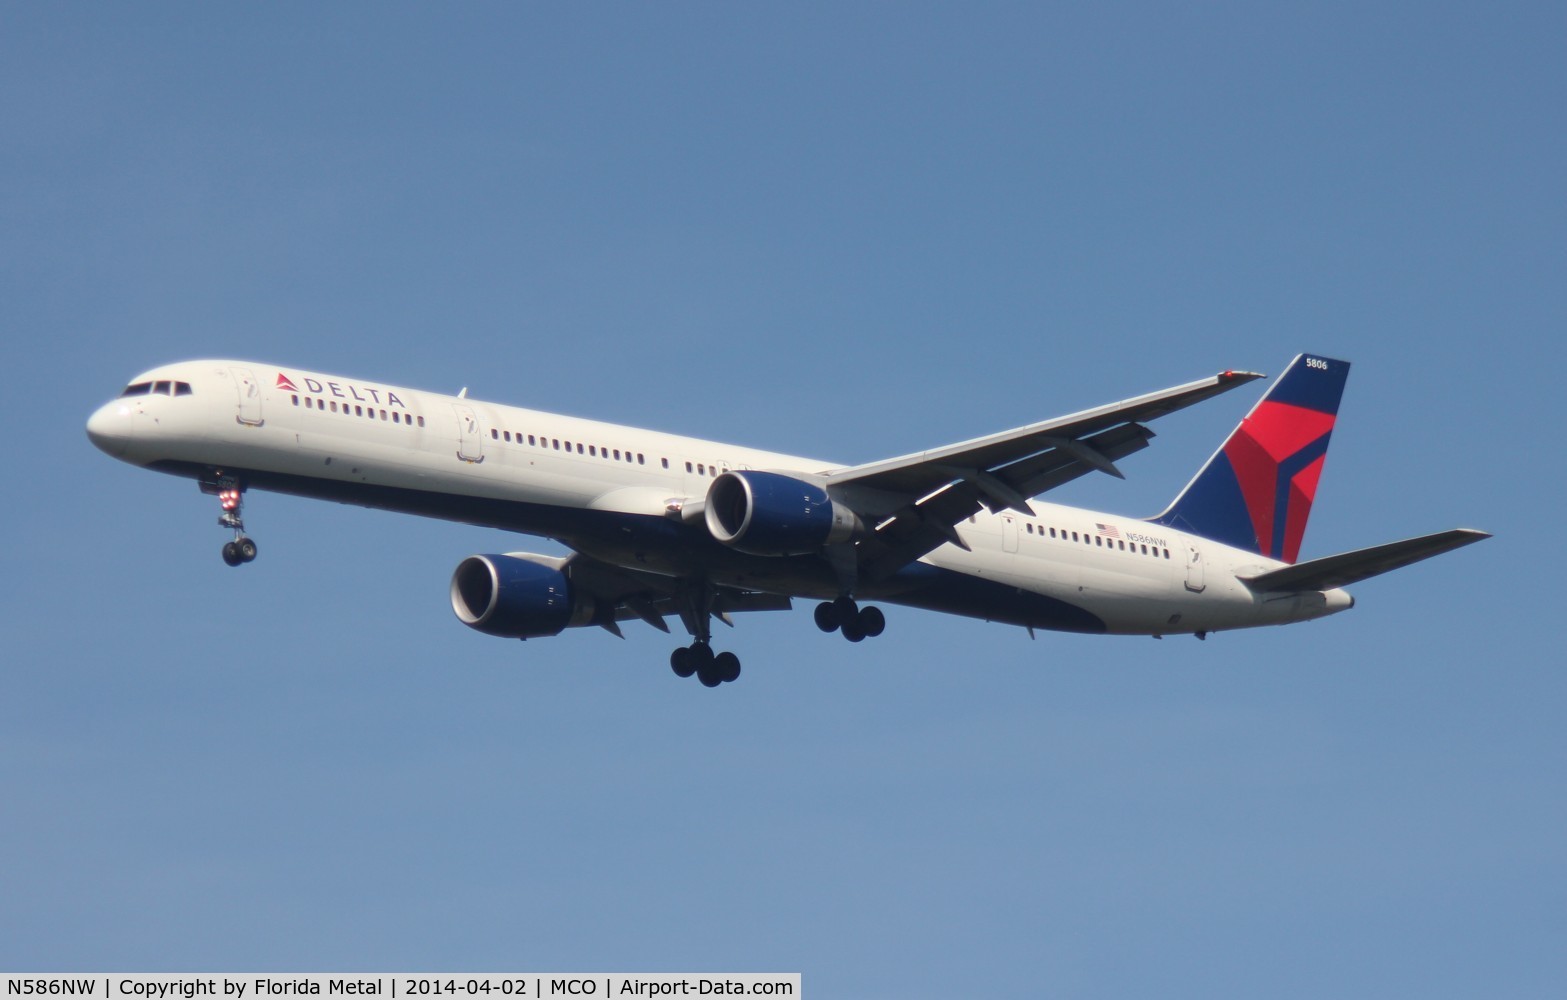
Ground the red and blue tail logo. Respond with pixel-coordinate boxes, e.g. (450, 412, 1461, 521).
(1149, 354, 1349, 563)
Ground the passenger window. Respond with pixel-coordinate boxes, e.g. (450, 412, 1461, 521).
(685, 462, 693, 473)
(392, 412, 400, 423)
(356, 405, 364, 417)
(292, 395, 300, 406)
(491, 428, 499, 439)
(330, 401, 338, 413)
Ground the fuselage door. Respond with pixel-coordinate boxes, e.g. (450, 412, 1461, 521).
(1002, 516, 1019, 554)
(452, 404, 485, 463)
(230, 367, 264, 426)
(1184, 543, 1206, 593)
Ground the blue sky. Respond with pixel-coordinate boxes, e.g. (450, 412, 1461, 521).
(2, 3, 1562, 996)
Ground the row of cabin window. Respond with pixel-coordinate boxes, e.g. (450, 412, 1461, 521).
(491, 428, 649, 465)
(121, 380, 193, 397)
(486, 429, 727, 478)
(1024, 520, 1171, 559)
(292, 394, 426, 427)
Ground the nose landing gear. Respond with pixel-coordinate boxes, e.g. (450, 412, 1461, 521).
(210, 481, 257, 566)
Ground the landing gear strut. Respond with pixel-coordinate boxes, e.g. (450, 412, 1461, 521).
(668, 581, 742, 687)
(213, 482, 257, 566)
(814, 596, 885, 642)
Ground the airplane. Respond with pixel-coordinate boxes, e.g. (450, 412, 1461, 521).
(86, 353, 1488, 687)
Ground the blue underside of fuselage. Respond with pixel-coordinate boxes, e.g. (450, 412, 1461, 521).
(148, 460, 1108, 635)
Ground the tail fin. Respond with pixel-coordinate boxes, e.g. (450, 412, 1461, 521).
(1149, 353, 1350, 563)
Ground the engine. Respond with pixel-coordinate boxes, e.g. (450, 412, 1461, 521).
(704, 470, 860, 556)
(449, 553, 597, 639)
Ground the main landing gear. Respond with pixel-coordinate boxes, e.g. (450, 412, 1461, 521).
(668, 581, 742, 688)
(213, 482, 258, 567)
(814, 595, 885, 642)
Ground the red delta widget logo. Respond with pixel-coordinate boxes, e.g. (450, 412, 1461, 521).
(277, 371, 407, 409)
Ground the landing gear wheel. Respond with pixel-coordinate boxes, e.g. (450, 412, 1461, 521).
(221, 541, 242, 567)
(714, 651, 741, 684)
(696, 658, 724, 688)
(841, 618, 866, 643)
(670, 646, 696, 678)
(858, 605, 885, 638)
(237, 538, 258, 563)
(832, 595, 859, 621)
(814, 602, 839, 633)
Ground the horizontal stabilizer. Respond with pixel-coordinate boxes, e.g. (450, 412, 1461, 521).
(1240, 528, 1490, 593)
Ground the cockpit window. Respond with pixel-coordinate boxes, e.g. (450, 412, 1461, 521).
(120, 380, 192, 397)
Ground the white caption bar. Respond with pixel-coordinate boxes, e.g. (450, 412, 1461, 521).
(4, 977, 799, 1000)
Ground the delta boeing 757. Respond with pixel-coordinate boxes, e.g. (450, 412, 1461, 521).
(86, 353, 1487, 687)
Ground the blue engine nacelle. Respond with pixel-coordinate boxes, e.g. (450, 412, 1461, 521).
(704, 470, 860, 556)
(450, 554, 596, 639)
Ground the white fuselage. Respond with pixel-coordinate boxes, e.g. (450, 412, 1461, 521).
(87, 360, 1353, 637)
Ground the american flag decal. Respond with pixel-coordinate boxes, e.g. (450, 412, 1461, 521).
(1096, 523, 1120, 538)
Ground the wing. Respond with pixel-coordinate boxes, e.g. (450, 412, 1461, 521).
(823, 368, 1264, 581)
(1239, 528, 1490, 593)
(562, 550, 793, 637)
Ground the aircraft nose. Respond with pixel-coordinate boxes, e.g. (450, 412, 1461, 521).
(86, 401, 132, 457)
